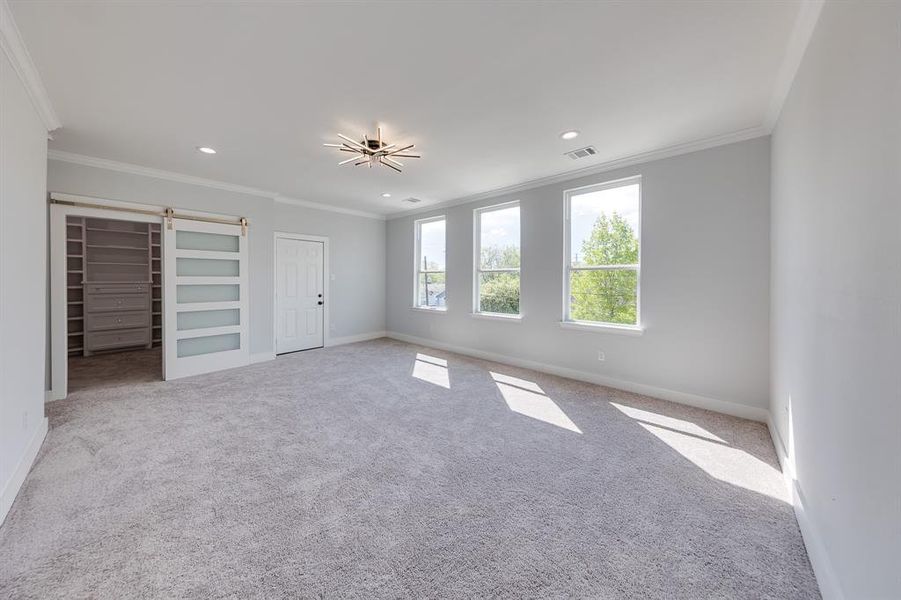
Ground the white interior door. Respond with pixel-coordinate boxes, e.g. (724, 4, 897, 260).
(163, 219, 249, 379)
(275, 238, 324, 354)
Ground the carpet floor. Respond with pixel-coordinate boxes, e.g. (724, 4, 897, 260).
(0, 339, 819, 599)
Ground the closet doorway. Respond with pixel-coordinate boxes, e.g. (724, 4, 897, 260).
(65, 215, 161, 393)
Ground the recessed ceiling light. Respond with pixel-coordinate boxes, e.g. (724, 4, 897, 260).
(196, 146, 217, 154)
(560, 130, 580, 140)
(382, 193, 392, 198)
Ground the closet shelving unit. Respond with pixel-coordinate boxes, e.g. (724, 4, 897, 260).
(65, 217, 162, 356)
(65, 217, 86, 355)
(151, 224, 161, 346)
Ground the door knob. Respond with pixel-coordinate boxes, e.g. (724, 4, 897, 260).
(317, 301, 323, 305)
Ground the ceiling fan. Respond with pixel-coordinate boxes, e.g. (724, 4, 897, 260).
(323, 127, 420, 173)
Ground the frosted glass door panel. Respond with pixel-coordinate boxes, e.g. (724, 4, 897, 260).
(176, 230, 239, 252)
(177, 284, 239, 303)
(177, 309, 240, 330)
(176, 257, 239, 277)
(177, 333, 240, 358)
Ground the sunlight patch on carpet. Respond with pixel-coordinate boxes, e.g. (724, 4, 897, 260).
(491, 372, 582, 434)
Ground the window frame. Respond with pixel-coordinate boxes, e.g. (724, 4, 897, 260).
(473, 200, 522, 319)
(563, 176, 643, 332)
(413, 215, 447, 311)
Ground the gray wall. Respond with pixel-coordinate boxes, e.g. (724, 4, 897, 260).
(387, 137, 770, 412)
(47, 161, 386, 358)
(1, 50, 48, 521)
(770, 2, 900, 597)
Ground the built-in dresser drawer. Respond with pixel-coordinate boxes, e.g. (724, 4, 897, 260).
(87, 294, 150, 313)
(85, 282, 150, 295)
(85, 328, 150, 352)
(86, 311, 150, 331)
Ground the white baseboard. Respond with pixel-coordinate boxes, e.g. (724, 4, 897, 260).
(0, 417, 49, 525)
(329, 331, 387, 347)
(250, 352, 276, 364)
(385, 331, 768, 422)
(767, 417, 843, 600)
(791, 479, 844, 599)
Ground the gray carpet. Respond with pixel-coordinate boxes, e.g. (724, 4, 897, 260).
(0, 339, 819, 599)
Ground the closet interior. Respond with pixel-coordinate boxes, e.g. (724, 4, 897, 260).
(66, 216, 162, 390)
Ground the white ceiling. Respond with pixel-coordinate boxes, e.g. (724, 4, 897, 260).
(11, 1, 801, 216)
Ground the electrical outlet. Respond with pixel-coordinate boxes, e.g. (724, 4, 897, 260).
(597, 351, 605, 362)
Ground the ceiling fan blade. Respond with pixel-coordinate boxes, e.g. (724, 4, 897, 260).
(383, 156, 404, 168)
(388, 153, 420, 159)
(380, 160, 402, 173)
(378, 127, 382, 148)
(338, 133, 369, 151)
(339, 155, 361, 165)
(323, 143, 344, 148)
(373, 143, 396, 153)
(354, 159, 369, 166)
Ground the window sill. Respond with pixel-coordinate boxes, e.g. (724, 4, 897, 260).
(409, 306, 448, 315)
(559, 321, 644, 336)
(470, 312, 522, 323)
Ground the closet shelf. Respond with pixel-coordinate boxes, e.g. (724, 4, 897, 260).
(66, 238, 82, 242)
(68, 316, 83, 320)
(67, 254, 82, 258)
(87, 261, 149, 266)
(86, 228, 148, 235)
(68, 331, 83, 337)
(86, 244, 147, 250)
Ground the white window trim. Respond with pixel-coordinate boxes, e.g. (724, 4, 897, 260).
(473, 200, 521, 317)
(413, 215, 447, 311)
(562, 175, 642, 331)
(470, 312, 523, 323)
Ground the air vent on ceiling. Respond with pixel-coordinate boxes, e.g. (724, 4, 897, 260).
(403, 197, 422, 204)
(565, 146, 597, 160)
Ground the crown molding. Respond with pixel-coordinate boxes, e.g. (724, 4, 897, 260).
(48, 149, 274, 197)
(387, 125, 768, 220)
(48, 149, 386, 220)
(764, 0, 824, 132)
(274, 195, 384, 220)
(0, 0, 60, 132)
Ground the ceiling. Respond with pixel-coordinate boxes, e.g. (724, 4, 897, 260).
(11, 1, 801, 216)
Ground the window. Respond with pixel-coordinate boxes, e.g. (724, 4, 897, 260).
(564, 177, 641, 328)
(474, 202, 521, 316)
(414, 216, 446, 309)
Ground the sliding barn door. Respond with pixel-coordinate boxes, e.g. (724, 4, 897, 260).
(163, 219, 249, 380)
